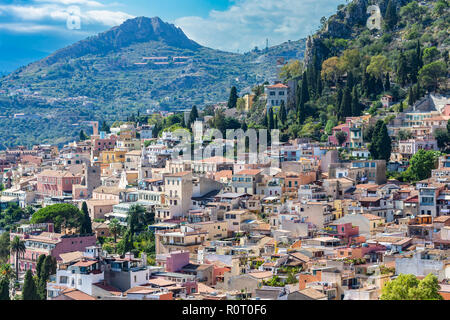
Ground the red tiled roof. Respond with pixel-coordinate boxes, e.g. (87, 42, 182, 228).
(267, 83, 288, 89)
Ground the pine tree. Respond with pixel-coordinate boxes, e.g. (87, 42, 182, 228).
(351, 86, 361, 116)
(227, 86, 238, 109)
(384, 0, 398, 30)
(23, 270, 39, 300)
(80, 201, 92, 234)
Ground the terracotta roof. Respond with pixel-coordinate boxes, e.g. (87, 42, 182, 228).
(248, 271, 273, 279)
(215, 170, 233, 179)
(148, 278, 177, 287)
(38, 170, 75, 178)
(361, 213, 384, 221)
(235, 169, 262, 176)
(166, 171, 191, 177)
(266, 83, 288, 89)
(73, 260, 98, 267)
(434, 216, 450, 223)
(57, 288, 96, 300)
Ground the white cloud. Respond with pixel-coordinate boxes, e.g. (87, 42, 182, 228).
(0, 1, 134, 31)
(84, 10, 134, 26)
(175, 0, 345, 52)
(34, 0, 105, 7)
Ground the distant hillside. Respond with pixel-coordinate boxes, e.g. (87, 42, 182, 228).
(0, 16, 305, 149)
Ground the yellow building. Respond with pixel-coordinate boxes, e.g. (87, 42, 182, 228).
(100, 149, 127, 168)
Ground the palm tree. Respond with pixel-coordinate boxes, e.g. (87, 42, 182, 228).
(10, 236, 26, 281)
(109, 219, 121, 243)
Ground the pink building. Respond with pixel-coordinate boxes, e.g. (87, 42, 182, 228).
(156, 251, 189, 272)
(328, 122, 351, 146)
(37, 169, 81, 197)
(10, 223, 96, 274)
(326, 222, 359, 243)
(92, 135, 117, 153)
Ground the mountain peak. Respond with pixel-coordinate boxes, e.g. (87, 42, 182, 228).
(39, 16, 200, 66)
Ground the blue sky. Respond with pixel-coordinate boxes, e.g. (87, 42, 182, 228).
(0, 0, 344, 72)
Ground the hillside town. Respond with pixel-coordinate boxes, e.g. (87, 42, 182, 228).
(0, 84, 449, 300)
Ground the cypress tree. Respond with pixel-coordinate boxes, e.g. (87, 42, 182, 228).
(351, 86, 361, 116)
(268, 107, 274, 130)
(378, 122, 392, 162)
(188, 105, 198, 127)
(23, 270, 39, 300)
(384, 0, 398, 30)
(336, 87, 343, 119)
(341, 86, 352, 119)
(301, 71, 310, 104)
(262, 110, 268, 128)
(416, 40, 423, 69)
(227, 86, 238, 109)
(279, 101, 287, 124)
(369, 120, 383, 159)
(397, 51, 408, 86)
(80, 201, 92, 234)
(408, 87, 415, 106)
(274, 114, 278, 130)
(241, 120, 247, 131)
(384, 73, 391, 91)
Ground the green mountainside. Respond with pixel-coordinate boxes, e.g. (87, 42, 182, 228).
(257, 0, 449, 144)
(0, 17, 304, 149)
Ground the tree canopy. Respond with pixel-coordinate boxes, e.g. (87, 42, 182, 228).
(381, 273, 443, 300)
(30, 204, 84, 233)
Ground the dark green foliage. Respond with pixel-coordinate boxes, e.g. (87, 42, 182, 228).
(268, 107, 274, 130)
(351, 86, 361, 116)
(279, 100, 287, 125)
(79, 130, 89, 141)
(384, 0, 398, 30)
(100, 120, 110, 133)
(0, 278, 9, 300)
(227, 86, 238, 109)
(340, 86, 352, 119)
(30, 204, 84, 233)
(188, 105, 199, 128)
(335, 130, 347, 146)
(0, 232, 10, 263)
(80, 202, 92, 234)
(370, 120, 392, 162)
(22, 270, 39, 300)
